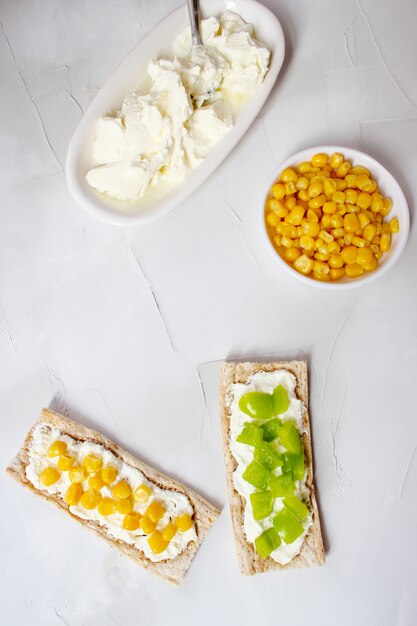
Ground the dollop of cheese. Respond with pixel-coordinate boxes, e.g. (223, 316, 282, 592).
(86, 11, 270, 202)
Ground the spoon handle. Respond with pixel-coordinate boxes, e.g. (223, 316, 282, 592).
(186, 0, 202, 46)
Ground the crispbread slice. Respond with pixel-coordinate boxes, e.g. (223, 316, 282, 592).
(6, 409, 220, 586)
(220, 361, 325, 575)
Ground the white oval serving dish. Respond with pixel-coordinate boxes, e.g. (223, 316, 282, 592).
(262, 145, 410, 290)
(66, 0, 285, 226)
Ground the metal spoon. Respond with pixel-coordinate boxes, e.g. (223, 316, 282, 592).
(186, 0, 202, 46)
(186, 0, 221, 103)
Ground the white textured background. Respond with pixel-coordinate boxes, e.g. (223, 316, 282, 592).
(1, 1, 416, 625)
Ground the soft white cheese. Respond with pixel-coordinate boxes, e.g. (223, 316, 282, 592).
(26, 423, 197, 562)
(228, 370, 312, 565)
(86, 10, 270, 202)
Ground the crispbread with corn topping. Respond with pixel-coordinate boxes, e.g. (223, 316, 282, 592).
(220, 360, 325, 575)
(6, 409, 220, 586)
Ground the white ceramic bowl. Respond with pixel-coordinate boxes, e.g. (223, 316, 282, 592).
(262, 145, 410, 289)
(66, 0, 285, 226)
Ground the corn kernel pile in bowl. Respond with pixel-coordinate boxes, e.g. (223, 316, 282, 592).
(264, 151, 399, 282)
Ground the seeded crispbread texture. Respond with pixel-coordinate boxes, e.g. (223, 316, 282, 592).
(220, 361, 325, 576)
(6, 409, 220, 586)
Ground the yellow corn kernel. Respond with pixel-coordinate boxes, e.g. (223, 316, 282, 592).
(134, 484, 152, 503)
(345, 203, 358, 214)
(358, 212, 371, 228)
(371, 194, 384, 213)
(299, 235, 315, 251)
(101, 466, 117, 485)
(286, 197, 297, 210)
(332, 191, 345, 204)
(308, 181, 324, 198)
(323, 201, 337, 214)
(390, 217, 399, 233)
(311, 152, 328, 168)
(345, 263, 364, 278)
(148, 531, 168, 554)
(327, 241, 341, 254)
(266, 211, 280, 227)
(321, 214, 333, 230)
(336, 179, 347, 190)
(319, 230, 334, 244)
(162, 523, 177, 542)
(344, 174, 357, 188)
(296, 176, 309, 190)
(88, 472, 104, 490)
(298, 190, 310, 203)
(80, 489, 101, 510)
(341, 246, 358, 265)
(330, 267, 345, 280)
(376, 213, 383, 223)
(57, 454, 75, 471)
(69, 466, 86, 484)
(345, 189, 359, 205)
(302, 222, 320, 238)
(313, 260, 330, 275)
(146, 501, 165, 523)
(175, 513, 193, 532)
(314, 252, 329, 262)
(140, 516, 156, 535)
(111, 480, 132, 501)
(272, 183, 285, 200)
(267, 198, 280, 213)
(39, 467, 60, 486)
(98, 497, 117, 516)
(356, 175, 370, 191)
(329, 254, 344, 269)
(329, 152, 344, 169)
(280, 167, 298, 183)
(297, 161, 311, 174)
(284, 248, 301, 262)
(281, 236, 293, 248)
(294, 254, 314, 275)
(323, 178, 338, 196)
(308, 194, 326, 209)
(330, 214, 344, 228)
(275, 222, 286, 235)
(370, 243, 380, 254)
(350, 166, 369, 176)
(313, 271, 331, 282)
(282, 224, 299, 238)
(382, 198, 393, 216)
(364, 179, 377, 193)
(357, 192, 371, 210)
(344, 213, 360, 233)
(285, 181, 297, 196)
(306, 209, 319, 223)
(331, 228, 345, 238)
(363, 223, 377, 241)
(83, 454, 102, 475)
(351, 236, 368, 248)
(116, 498, 134, 515)
(123, 512, 141, 531)
(356, 248, 374, 267)
(336, 161, 351, 178)
(273, 235, 282, 247)
(47, 441, 67, 458)
(380, 232, 391, 252)
(286, 206, 305, 225)
(336, 203, 347, 216)
(64, 483, 83, 506)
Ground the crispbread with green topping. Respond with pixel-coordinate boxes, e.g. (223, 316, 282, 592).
(6, 409, 220, 586)
(220, 361, 325, 575)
